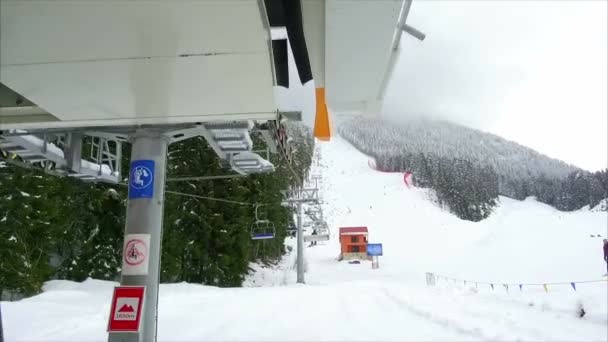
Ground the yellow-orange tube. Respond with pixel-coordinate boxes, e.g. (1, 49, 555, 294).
(314, 87, 331, 141)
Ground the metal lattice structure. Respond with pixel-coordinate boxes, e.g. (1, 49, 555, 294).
(0, 131, 122, 183)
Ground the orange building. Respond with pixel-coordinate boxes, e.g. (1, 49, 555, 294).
(338, 226, 369, 261)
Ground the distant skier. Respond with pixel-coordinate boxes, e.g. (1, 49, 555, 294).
(603, 239, 608, 275)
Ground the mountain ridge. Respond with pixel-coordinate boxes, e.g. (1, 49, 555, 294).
(337, 116, 607, 219)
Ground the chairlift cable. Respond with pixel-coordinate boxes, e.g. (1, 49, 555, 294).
(166, 174, 245, 182)
(116, 182, 265, 206)
(165, 190, 263, 207)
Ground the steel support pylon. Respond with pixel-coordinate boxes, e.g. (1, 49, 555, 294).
(296, 202, 305, 284)
(108, 130, 168, 342)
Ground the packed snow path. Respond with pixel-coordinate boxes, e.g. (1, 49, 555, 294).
(3, 136, 607, 341)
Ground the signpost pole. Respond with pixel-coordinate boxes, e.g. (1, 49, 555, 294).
(109, 130, 168, 342)
(296, 201, 305, 284)
(367, 243, 382, 270)
(283, 188, 319, 285)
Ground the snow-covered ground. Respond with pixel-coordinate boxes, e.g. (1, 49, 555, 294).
(2, 136, 607, 341)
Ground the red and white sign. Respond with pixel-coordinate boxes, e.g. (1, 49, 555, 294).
(122, 234, 150, 275)
(107, 286, 145, 333)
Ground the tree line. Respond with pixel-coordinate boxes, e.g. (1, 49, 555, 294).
(339, 118, 607, 221)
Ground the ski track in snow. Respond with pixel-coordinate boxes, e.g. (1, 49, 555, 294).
(379, 288, 485, 340)
(2, 135, 607, 341)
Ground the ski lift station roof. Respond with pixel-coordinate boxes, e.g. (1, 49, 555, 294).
(0, 1, 278, 129)
(339, 226, 369, 236)
(0, 0, 423, 131)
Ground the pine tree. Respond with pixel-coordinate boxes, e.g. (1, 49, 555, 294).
(0, 165, 60, 296)
(53, 180, 125, 282)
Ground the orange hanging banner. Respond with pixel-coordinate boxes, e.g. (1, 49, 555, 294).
(314, 87, 331, 141)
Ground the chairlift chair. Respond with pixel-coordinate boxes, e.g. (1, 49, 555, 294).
(304, 220, 330, 243)
(251, 220, 275, 240)
(314, 220, 330, 241)
(250, 205, 276, 240)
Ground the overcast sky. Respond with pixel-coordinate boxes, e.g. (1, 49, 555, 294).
(382, 0, 607, 171)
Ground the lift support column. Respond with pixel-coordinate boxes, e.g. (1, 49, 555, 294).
(282, 188, 319, 285)
(108, 130, 168, 342)
(296, 201, 305, 283)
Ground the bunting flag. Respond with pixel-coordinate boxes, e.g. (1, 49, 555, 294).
(431, 274, 604, 294)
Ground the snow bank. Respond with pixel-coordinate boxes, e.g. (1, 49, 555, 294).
(2, 135, 606, 342)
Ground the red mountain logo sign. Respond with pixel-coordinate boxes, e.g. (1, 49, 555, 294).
(107, 286, 145, 333)
(113, 297, 139, 321)
(118, 304, 135, 313)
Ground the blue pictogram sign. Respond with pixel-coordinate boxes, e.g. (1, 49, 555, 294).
(129, 160, 154, 199)
(367, 243, 383, 256)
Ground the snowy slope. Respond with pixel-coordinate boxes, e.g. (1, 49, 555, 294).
(2, 136, 607, 342)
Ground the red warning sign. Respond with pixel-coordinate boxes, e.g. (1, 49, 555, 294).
(107, 286, 145, 333)
(125, 238, 147, 266)
(122, 234, 150, 275)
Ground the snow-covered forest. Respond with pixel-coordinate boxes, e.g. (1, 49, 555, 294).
(339, 118, 608, 220)
(0, 124, 314, 299)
